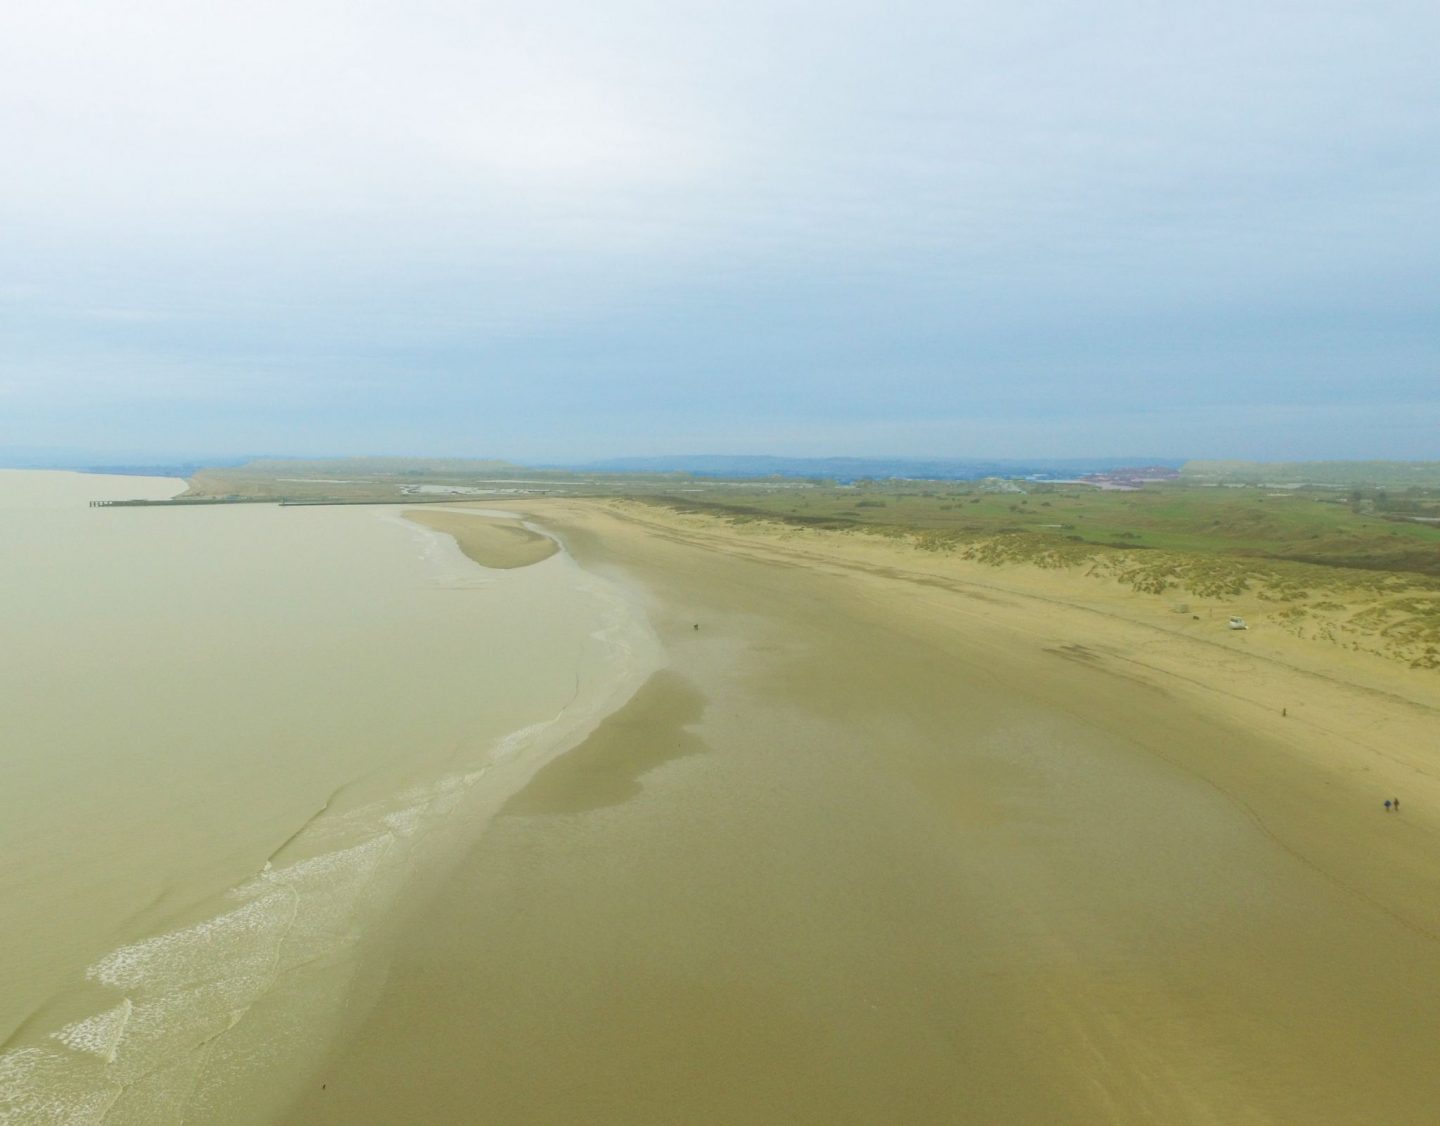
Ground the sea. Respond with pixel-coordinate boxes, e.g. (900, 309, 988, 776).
(0, 471, 657, 1123)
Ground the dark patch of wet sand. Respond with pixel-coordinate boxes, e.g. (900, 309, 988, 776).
(502, 671, 707, 816)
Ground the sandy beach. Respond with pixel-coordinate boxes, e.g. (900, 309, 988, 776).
(287, 498, 1440, 1124)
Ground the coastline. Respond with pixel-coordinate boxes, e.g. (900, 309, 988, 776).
(290, 497, 1440, 1124)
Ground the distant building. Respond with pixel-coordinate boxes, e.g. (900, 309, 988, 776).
(977, 477, 1026, 494)
(1079, 465, 1181, 491)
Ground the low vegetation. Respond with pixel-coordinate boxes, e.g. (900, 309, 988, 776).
(1181, 459, 1440, 488)
(638, 480, 1440, 575)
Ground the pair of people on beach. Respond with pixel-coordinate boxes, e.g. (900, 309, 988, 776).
(1384, 798, 1401, 811)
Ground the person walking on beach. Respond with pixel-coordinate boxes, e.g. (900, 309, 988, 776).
(1385, 799, 1393, 812)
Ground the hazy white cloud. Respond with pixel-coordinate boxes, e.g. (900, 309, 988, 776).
(1, 1, 1437, 458)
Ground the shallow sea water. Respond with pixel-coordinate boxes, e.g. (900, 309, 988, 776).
(0, 472, 657, 1124)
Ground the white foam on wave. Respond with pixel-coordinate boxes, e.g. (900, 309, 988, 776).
(52, 1001, 132, 1064)
(492, 720, 557, 763)
(2, 751, 594, 1120)
(0, 1046, 117, 1125)
(380, 804, 428, 838)
(378, 509, 497, 590)
(89, 889, 296, 995)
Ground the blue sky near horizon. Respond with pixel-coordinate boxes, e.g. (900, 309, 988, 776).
(2, 1, 1437, 462)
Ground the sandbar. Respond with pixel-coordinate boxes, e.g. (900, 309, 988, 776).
(403, 507, 558, 569)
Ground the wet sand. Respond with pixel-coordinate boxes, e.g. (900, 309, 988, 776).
(402, 508, 558, 569)
(291, 499, 1440, 1125)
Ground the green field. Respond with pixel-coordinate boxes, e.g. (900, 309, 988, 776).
(185, 457, 705, 502)
(642, 480, 1440, 577)
(1181, 459, 1440, 488)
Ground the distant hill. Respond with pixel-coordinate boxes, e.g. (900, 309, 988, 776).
(565, 455, 1185, 483)
(1182, 460, 1440, 487)
(0, 448, 254, 476)
(84, 463, 240, 478)
(236, 456, 518, 477)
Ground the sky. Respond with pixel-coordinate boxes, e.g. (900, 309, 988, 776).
(2, 0, 1437, 463)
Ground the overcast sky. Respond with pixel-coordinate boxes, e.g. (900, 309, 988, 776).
(2, 1, 1437, 461)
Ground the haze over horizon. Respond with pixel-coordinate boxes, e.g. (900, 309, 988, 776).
(3, 1, 1437, 462)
